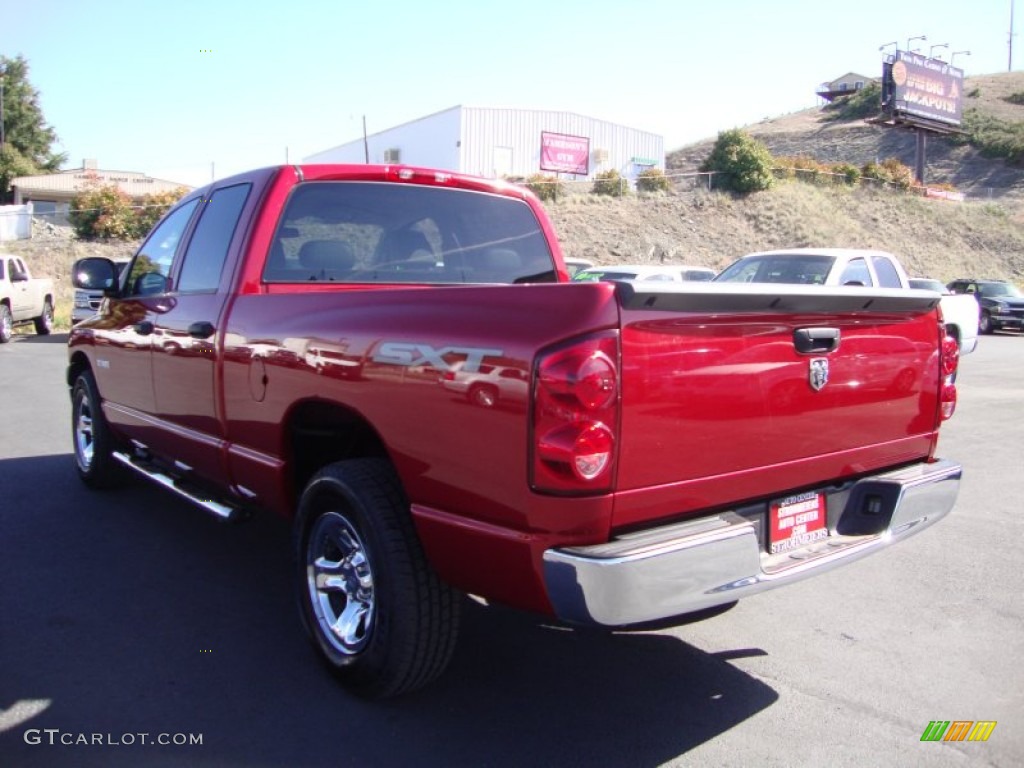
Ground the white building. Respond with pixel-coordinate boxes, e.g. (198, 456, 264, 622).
(304, 106, 664, 183)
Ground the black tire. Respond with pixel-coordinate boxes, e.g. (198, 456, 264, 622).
(0, 304, 12, 343)
(468, 383, 498, 408)
(294, 458, 461, 698)
(979, 311, 994, 335)
(34, 298, 54, 335)
(71, 369, 127, 488)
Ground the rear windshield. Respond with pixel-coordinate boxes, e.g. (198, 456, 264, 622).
(264, 181, 555, 284)
(715, 254, 837, 285)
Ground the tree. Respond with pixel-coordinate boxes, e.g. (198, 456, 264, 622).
(1, 55, 67, 202)
(700, 129, 775, 194)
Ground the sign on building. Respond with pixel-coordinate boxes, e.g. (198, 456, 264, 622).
(540, 131, 590, 175)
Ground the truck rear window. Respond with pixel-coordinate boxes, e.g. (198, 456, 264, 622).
(264, 182, 556, 284)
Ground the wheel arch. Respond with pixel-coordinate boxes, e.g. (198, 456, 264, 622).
(67, 350, 92, 387)
(282, 399, 391, 514)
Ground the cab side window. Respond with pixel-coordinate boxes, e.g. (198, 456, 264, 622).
(838, 258, 872, 286)
(126, 200, 199, 296)
(872, 255, 903, 288)
(177, 184, 251, 293)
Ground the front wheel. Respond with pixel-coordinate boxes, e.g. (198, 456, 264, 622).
(71, 370, 127, 488)
(294, 459, 461, 698)
(979, 311, 994, 335)
(34, 299, 54, 335)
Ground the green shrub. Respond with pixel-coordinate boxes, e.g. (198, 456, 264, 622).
(636, 168, 670, 193)
(1004, 91, 1024, 105)
(70, 182, 137, 240)
(70, 181, 187, 240)
(880, 158, 914, 189)
(592, 169, 627, 197)
(833, 163, 861, 186)
(861, 159, 915, 189)
(821, 82, 882, 121)
(701, 129, 775, 194)
(524, 173, 563, 202)
(134, 187, 188, 237)
(954, 108, 1024, 163)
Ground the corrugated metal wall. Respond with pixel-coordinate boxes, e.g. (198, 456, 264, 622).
(305, 106, 664, 181)
(459, 107, 664, 181)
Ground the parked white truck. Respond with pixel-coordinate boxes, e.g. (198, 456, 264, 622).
(0, 254, 55, 343)
(714, 249, 979, 354)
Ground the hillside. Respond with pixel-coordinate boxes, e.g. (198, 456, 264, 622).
(544, 182, 1024, 281)
(667, 71, 1024, 196)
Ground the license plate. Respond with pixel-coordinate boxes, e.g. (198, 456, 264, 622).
(769, 492, 828, 554)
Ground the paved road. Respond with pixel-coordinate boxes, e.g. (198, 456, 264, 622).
(1, 332, 1021, 767)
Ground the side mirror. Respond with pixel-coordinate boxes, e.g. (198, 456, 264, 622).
(73, 257, 119, 293)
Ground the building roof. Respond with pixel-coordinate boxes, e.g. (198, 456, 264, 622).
(11, 159, 191, 202)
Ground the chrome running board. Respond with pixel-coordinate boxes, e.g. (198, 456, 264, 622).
(113, 451, 242, 521)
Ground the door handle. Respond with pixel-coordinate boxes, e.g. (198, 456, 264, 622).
(793, 327, 841, 354)
(133, 321, 154, 336)
(188, 321, 216, 339)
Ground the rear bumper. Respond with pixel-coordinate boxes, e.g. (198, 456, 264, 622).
(542, 459, 961, 626)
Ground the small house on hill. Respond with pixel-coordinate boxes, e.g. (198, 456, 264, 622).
(816, 73, 878, 102)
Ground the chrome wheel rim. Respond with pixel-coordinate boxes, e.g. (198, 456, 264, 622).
(306, 511, 375, 655)
(74, 390, 95, 471)
(1, 311, 10, 339)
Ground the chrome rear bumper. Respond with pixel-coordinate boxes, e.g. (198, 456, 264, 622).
(542, 459, 961, 626)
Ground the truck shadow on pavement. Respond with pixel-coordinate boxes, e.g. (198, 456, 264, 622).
(0, 454, 778, 768)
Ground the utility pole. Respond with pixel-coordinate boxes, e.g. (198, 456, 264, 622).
(362, 115, 369, 163)
(1011, 0, 1016, 71)
(0, 74, 5, 148)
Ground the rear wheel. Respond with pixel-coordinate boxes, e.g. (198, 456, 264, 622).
(468, 383, 498, 408)
(294, 458, 461, 698)
(0, 304, 12, 343)
(71, 370, 126, 488)
(34, 299, 54, 335)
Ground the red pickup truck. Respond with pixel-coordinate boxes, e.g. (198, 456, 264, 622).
(68, 164, 962, 698)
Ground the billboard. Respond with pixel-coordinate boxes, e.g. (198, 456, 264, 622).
(885, 50, 964, 127)
(540, 131, 590, 175)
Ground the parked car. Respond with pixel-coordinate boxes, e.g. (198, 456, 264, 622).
(946, 278, 1024, 335)
(906, 278, 981, 354)
(72, 259, 131, 324)
(562, 257, 595, 278)
(678, 266, 717, 281)
(439, 361, 529, 408)
(1, 253, 55, 343)
(574, 264, 715, 282)
(715, 249, 979, 354)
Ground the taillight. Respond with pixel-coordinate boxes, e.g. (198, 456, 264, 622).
(940, 332, 959, 421)
(532, 332, 619, 493)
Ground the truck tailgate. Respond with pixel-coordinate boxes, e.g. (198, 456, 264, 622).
(613, 283, 945, 528)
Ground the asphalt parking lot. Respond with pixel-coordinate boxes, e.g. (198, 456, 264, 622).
(1, 332, 1021, 767)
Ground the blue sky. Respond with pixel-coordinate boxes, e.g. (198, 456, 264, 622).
(1, 0, 1017, 187)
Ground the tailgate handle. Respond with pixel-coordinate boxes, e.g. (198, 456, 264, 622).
(794, 327, 841, 354)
